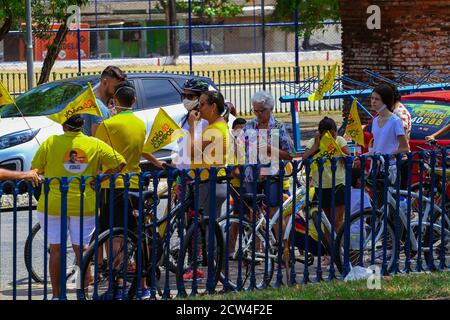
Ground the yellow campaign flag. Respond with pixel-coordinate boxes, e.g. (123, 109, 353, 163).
(47, 82, 102, 124)
(311, 131, 345, 170)
(0, 81, 15, 106)
(143, 108, 185, 154)
(308, 63, 338, 101)
(345, 98, 365, 146)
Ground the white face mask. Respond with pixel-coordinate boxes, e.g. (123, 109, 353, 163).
(183, 98, 198, 111)
(376, 104, 387, 113)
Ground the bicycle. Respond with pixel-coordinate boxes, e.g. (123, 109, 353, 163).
(217, 163, 339, 289)
(78, 171, 225, 300)
(23, 178, 169, 285)
(334, 154, 449, 273)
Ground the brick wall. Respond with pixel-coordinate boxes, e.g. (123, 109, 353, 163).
(339, 0, 450, 122)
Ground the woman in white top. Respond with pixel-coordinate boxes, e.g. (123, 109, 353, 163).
(370, 83, 410, 157)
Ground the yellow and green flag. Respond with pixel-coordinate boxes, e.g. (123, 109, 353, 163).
(0, 81, 15, 106)
(311, 131, 345, 170)
(345, 98, 365, 146)
(143, 108, 185, 154)
(308, 63, 338, 102)
(47, 82, 103, 124)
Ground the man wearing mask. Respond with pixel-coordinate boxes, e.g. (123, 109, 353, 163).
(82, 65, 127, 136)
(174, 78, 211, 169)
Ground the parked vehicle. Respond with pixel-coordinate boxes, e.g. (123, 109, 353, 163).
(179, 41, 214, 55)
(0, 73, 233, 175)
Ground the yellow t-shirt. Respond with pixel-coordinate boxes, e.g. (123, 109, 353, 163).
(305, 135, 347, 189)
(230, 135, 245, 187)
(31, 131, 125, 216)
(190, 121, 229, 180)
(95, 111, 146, 189)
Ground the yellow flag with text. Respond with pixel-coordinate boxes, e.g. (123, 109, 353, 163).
(308, 63, 338, 101)
(143, 108, 185, 154)
(47, 83, 103, 124)
(311, 131, 345, 170)
(345, 98, 365, 146)
(0, 81, 15, 106)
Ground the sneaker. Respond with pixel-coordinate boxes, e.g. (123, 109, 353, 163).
(51, 297, 60, 300)
(182, 268, 205, 281)
(140, 288, 151, 300)
(114, 286, 125, 300)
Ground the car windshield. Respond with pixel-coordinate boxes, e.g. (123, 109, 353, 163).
(0, 77, 100, 118)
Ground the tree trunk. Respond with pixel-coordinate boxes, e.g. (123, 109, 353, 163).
(302, 33, 311, 51)
(167, 0, 178, 61)
(38, 23, 69, 85)
(0, 8, 12, 42)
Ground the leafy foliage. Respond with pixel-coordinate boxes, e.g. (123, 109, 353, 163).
(176, 0, 247, 18)
(272, 0, 340, 37)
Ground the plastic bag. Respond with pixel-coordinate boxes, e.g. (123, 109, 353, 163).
(344, 266, 371, 281)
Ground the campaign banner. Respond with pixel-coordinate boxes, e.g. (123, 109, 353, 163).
(404, 100, 450, 140)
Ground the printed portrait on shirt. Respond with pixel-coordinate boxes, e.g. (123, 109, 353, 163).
(63, 148, 88, 173)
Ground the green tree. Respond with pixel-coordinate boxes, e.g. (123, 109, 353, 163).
(156, 0, 248, 60)
(272, 0, 340, 50)
(176, 0, 246, 19)
(33, 0, 89, 85)
(0, 0, 25, 42)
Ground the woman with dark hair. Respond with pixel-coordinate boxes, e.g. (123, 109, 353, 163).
(185, 90, 229, 280)
(303, 116, 350, 248)
(370, 83, 410, 157)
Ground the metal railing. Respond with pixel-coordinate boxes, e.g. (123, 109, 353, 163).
(0, 151, 448, 300)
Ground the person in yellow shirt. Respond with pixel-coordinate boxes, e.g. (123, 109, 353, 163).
(95, 81, 162, 236)
(31, 115, 126, 300)
(303, 116, 350, 246)
(94, 81, 162, 299)
(185, 90, 229, 280)
(188, 90, 229, 208)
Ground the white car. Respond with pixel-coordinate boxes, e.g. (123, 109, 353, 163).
(0, 73, 234, 180)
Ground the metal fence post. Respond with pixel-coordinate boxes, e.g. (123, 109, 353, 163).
(59, 176, 69, 300)
(342, 157, 353, 277)
(206, 167, 218, 294)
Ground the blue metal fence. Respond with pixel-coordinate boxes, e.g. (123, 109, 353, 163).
(0, 151, 449, 300)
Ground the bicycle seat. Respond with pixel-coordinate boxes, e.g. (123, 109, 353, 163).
(128, 190, 155, 209)
(242, 193, 266, 206)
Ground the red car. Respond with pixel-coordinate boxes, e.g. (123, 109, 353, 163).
(401, 90, 450, 151)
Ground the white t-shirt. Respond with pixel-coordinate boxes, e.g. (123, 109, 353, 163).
(350, 188, 372, 215)
(175, 114, 208, 170)
(371, 115, 405, 155)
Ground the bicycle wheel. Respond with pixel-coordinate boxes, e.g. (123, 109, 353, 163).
(218, 215, 275, 290)
(334, 210, 397, 275)
(24, 222, 76, 284)
(176, 218, 224, 293)
(160, 220, 185, 274)
(422, 213, 449, 270)
(79, 228, 141, 300)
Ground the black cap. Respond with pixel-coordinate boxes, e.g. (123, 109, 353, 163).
(63, 114, 84, 129)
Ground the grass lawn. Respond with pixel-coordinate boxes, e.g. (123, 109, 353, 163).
(187, 271, 450, 300)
